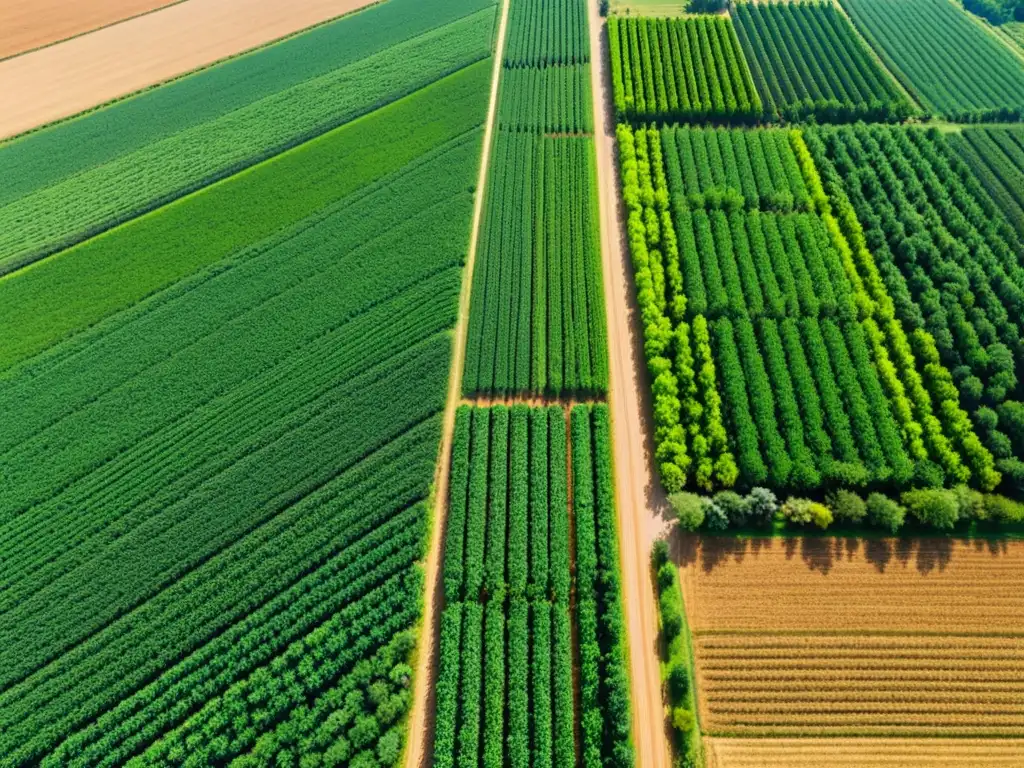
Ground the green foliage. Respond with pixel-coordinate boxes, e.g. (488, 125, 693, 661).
(612, 17, 761, 122)
(732, 1, 911, 123)
(841, 0, 1024, 119)
(866, 492, 906, 533)
(901, 488, 961, 529)
(669, 492, 706, 531)
(0, 61, 491, 372)
(498, 64, 593, 134)
(782, 497, 834, 528)
(505, 0, 589, 66)
(827, 488, 868, 523)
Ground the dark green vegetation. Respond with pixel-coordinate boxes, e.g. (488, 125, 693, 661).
(841, 0, 1024, 120)
(0, 62, 492, 373)
(732, 0, 911, 123)
(951, 126, 1024, 240)
(0, 0, 497, 274)
(464, 0, 607, 396)
(0, 22, 494, 768)
(608, 16, 762, 123)
(961, 0, 1024, 26)
(463, 134, 607, 395)
(504, 0, 589, 66)
(617, 123, 997, 497)
(434, 405, 632, 768)
(808, 123, 1024, 491)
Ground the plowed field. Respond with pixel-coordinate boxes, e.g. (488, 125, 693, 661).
(706, 737, 1024, 767)
(681, 537, 1024, 738)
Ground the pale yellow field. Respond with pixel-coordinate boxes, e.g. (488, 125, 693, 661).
(706, 737, 1024, 767)
(681, 537, 1024, 738)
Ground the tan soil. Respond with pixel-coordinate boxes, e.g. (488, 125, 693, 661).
(588, 1, 675, 765)
(0, 0, 379, 140)
(705, 737, 1024, 767)
(0, 0, 182, 60)
(682, 537, 1024, 739)
(401, 2, 508, 766)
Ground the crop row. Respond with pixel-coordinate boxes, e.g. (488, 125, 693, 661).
(463, 133, 608, 396)
(951, 127, 1024, 241)
(0, 80, 489, 764)
(807, 123, 1018, 487)
(732, 0, 910, 123)
(504, 0, 588, 67)
(498, 63, 593, 134)
(619, 122, 995, 493)
(662, 126, 811, 213)
(608, 16, 762, 123)
(444, 405, 571, 604)
(435, 405, 632, 767)
(0, 59, 492, 372)
(0, 7, 496, 276)
(841, 0, 1024, 120)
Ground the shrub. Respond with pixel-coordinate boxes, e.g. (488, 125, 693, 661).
(997, 457, 1024, 493)
(670, 492, 706, 532)
(781, 498, 833, 529)
(668, 663, 690, 700)
(901, 488, 959, 530)
(983, 494, 1024, 524)
(827, 489, 867, 523)
(701, 497, 730, 531)
(865, 493, 905, 534)
(659, 587, 684, 640)
(711, 490, 747, 526)
(671, 707, 696, 736)
(657, 561, 677, 592)
(652, 538, 670, 568)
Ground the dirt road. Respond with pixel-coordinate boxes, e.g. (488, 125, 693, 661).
(0, 0, 183, 61)
(586, 2, 675, 766)
(0, 0, 379, 140)
(402, 2, 509, 766)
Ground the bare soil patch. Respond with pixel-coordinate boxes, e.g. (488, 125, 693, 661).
(0, 0, 379, 140)
(680, 537, 1024, 739)
(0, 0, 181, 61)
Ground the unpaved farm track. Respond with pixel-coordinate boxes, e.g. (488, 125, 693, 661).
(402, 2, 509, 766)
(587, 1, 675, 765)
(0, 0, 182, 61)
(0, 0, 380, 140)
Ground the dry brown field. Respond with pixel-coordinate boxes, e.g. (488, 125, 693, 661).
(0, 0, 378, 140)
(0, 0, 180, 60)
(680, 537, 1024, 738)
(705, 737, 1024, 767)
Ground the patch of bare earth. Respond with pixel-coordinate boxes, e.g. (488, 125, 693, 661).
(681, 537, 1024, 739)
(0, 0, 379, 140)
(0, 0, 182, 60)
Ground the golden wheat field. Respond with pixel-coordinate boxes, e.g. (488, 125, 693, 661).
(705, 738, 1024, 767)
(679, 537, 1024, 738)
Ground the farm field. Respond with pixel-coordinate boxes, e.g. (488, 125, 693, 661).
(0, 0, 388, 140)
(0, 1, 497, 763)
(706, 737, 1024, 767)
(0, 0, 180, 59)
(680, 537, 1024, 738)
(1007, 21, 1024, 49)
(433, 404, 631, 767)
(951, 126, 1024, 240)
(840, 0, 1024, 120)
(731, 1, 911, 123)
(0, 0, 494, 270)
(608, 16, 761, 122)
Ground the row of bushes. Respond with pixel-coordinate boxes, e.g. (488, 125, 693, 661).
(672, 485, 1024, 534)
(651, 541, 699, 768)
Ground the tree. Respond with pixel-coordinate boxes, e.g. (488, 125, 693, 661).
(668, 663, 690, 700)
(827, 489, 867, 523)
(781, 498, 833, 529)
(866, 493, 906, 534)
(745, 487, 779, 525)
(901, 488, 960, 530)
(670, 492, 706, 531)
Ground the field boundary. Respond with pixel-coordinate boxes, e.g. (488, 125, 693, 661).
(402, 0, 510, 764)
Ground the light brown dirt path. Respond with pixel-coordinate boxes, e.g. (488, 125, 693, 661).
(587, 1, 674, 766)
(402, 2, 509, 766)
(0, 0, 185, 62)
(0, 0, 380, 140)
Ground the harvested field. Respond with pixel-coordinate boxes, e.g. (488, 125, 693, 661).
(0, 0, 179, 60)
(681, 537, 1024, 737)
(706, 737, 1024, 767)
(0, 0, 379, 139)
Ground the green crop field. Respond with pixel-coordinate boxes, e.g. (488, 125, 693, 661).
(732, 0, 911, 123)
(841, 0, 1024, 120)
(951, 126, 1024, 240)
(433, 404, 631, 768)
